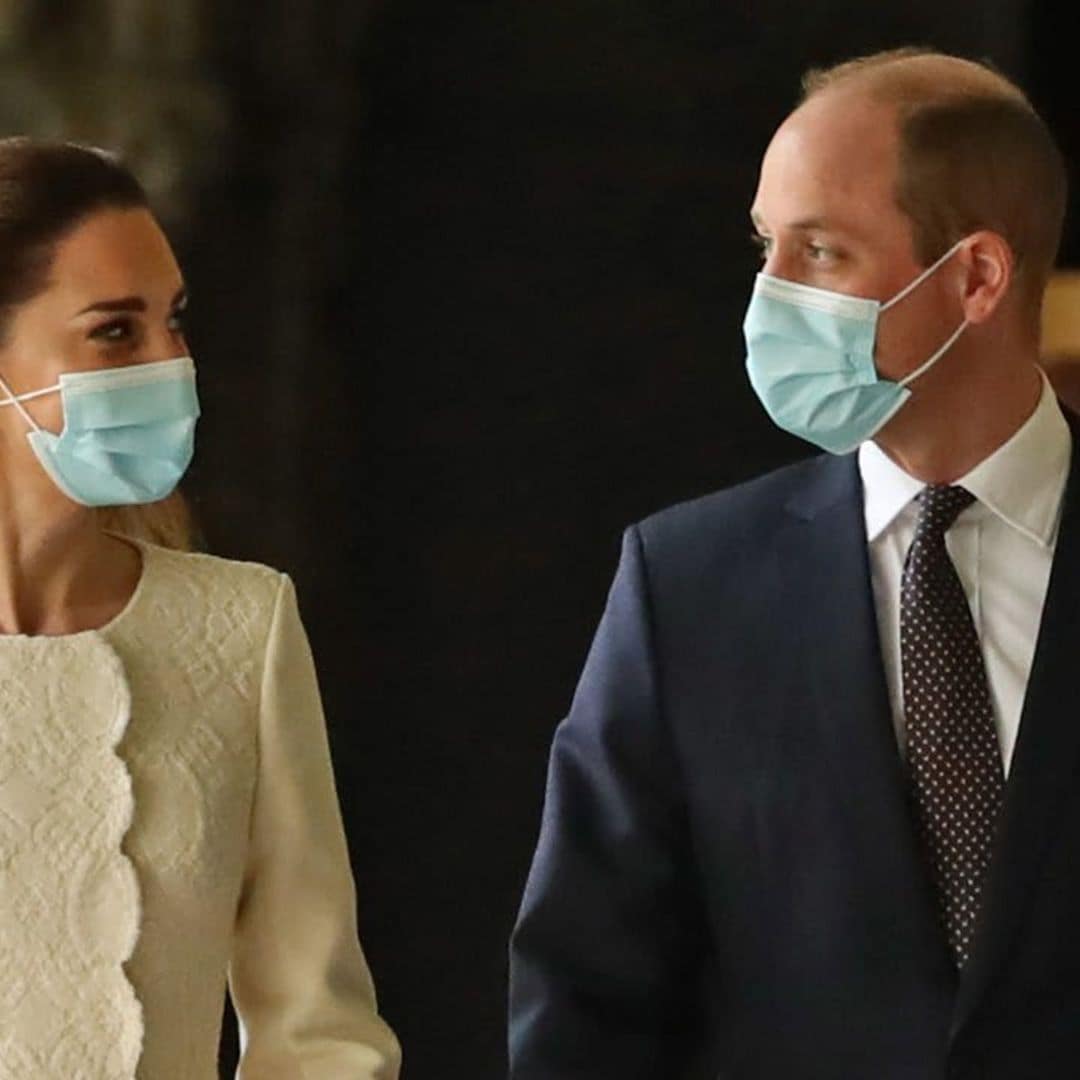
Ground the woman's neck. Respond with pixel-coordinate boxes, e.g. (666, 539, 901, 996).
(0, 484, 140, 636)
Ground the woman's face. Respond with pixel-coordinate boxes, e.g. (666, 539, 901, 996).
(0, 207, 188, 434)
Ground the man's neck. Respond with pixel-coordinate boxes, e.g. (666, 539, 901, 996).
(873, 362, 1044, 485)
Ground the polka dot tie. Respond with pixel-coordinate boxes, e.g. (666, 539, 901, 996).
(901, 484, 1005, 969)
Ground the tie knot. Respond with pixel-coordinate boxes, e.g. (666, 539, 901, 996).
(915, 484, 974, 536)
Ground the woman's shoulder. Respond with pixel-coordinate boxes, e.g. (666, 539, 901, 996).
(127, 540, 291, 630)
(100, 541, 305, 706)
(139, 540, 286, 586)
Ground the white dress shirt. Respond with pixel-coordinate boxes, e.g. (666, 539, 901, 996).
(858, 373, 1071, 777)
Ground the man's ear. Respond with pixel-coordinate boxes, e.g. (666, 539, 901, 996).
(960, 230, 1013, 325)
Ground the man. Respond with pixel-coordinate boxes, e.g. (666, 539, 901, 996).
(509, 49, 1078, 1078)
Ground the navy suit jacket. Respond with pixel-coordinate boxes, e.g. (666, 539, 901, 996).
(510, 433, 1080, 1079)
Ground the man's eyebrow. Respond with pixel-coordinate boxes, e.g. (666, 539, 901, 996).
(750, 210, 838, 232)
(787, 217, 835, 231)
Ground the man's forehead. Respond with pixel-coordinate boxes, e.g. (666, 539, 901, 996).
(753, 92, 901, 224)
(774, 90, 899, 165)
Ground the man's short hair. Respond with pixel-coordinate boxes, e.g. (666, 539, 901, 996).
(802, 48, 1067, 308)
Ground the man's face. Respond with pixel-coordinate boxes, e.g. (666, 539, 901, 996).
(749, 90, 962, 384)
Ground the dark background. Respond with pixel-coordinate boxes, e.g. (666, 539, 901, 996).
(168, 3, 1078, 1076)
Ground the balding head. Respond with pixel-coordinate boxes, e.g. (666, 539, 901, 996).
(802, 48, 1027, 107)
(797, 48, 1066, 315)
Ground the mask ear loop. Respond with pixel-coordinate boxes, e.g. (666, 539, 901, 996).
(880, 238, 968, 313)
(881, 237, 971, 389)
(896, 319, 970, 388)
(0, 372, 53, 433)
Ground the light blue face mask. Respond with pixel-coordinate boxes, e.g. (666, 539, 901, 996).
(742, 240, 968, 454)
(0, 356, 200, 507)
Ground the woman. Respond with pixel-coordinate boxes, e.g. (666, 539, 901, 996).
(0, 137, 400, 1078)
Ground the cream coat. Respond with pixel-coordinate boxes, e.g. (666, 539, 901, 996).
(0, 540, 401, 1078)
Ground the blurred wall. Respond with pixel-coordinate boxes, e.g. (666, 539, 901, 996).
(3, 2, 1077, 1077)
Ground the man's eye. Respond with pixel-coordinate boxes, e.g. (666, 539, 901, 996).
(751, 234, 772, 260)
(807, 243, 834, 262)
(168, 310, 186, 333)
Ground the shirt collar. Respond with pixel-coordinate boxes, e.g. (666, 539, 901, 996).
(858, 371, 1071, 546)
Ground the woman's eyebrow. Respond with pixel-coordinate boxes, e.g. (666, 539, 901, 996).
(74, 286, 187, 317)
(75, 296, 146, 316)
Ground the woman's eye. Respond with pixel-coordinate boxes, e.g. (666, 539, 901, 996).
(807, 243, 835, 263)
(89, 318, 133, 343)
(167, 310, 186, 334)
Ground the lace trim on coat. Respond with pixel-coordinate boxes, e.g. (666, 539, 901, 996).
(0, 633, 143, 1078)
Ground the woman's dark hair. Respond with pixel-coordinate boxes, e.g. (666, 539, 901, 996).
(0, 136, 149, 342)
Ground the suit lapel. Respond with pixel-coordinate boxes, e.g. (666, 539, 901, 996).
(779, 455, 957, 981)
(952, 421, 1080, 1034)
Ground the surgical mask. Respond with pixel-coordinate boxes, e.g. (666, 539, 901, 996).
(0, 356, 200, 506)
(742, 240, 968, 454)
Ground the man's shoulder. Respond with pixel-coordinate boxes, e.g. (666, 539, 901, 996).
(633, 452, 854, 565)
